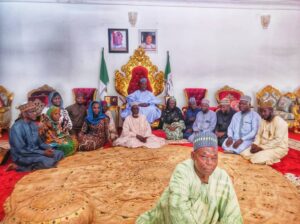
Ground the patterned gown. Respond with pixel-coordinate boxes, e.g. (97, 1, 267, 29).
(78, 118, 109, 151)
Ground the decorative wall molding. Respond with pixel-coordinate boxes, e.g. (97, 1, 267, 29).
(1, 0, 300, 10)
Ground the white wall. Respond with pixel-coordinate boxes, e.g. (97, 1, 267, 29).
(1, 1, 300, 122)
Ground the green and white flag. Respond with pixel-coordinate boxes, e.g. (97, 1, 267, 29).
(99, 48, 109, 100)
(165, 51, 174, 96)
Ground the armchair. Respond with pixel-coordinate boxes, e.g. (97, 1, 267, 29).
(72, 88, 97, 107)
(0, 86, 14, 137)
(27, 84, 56, 106)
(182, 88, 207, 115)
(256, 85, 299, 131)
(215, 85, 244, 111)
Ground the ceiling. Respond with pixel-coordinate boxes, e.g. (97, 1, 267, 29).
(2, 0, 300, 7)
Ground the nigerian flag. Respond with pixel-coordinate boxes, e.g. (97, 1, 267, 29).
(165, 51, 174, 96)
(99, 48, 109, 100)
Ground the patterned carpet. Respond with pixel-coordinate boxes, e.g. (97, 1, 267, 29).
(3, 145, 300, 224)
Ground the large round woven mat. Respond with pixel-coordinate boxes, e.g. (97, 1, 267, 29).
(3, 145, 300, 223)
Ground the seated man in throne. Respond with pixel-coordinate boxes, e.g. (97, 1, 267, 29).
(121, 78, 161, 123)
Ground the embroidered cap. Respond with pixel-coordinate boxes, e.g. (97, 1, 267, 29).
(16, 101, 36, 113)
(193, 132, 218, 151)
(259, 100, 274, 108)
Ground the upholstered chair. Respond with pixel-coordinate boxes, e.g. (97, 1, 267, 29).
(0, 86, 14, 137)
(256, 85, 299, 131)
(115, 47, 165, 128)
(215, 85, 244, 111)
(72, 88, 97, 107)
(27, 84, 56, 106)
(181, 88, 207, 116)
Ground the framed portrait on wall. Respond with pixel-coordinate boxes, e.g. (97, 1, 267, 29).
(139, 30, 157, 52)
(104, 96, 118, 106)
(108, 28, 129, 53)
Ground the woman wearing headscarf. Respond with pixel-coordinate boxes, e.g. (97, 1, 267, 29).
(42, 91, 72, 133)
(78, 101, 109, 151)
(160, 97, 185, 140)
(40, 106, 77, 157)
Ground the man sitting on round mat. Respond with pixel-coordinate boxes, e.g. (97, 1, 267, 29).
(241, 100, 288, 165)
(7, 101, 64, 172)
(137, 132, 243, 224)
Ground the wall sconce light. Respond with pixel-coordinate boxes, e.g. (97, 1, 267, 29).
(261, 15, 271, 29)
(128, 12, 138, 27)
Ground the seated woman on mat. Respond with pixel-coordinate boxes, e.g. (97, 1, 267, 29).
(78, 101, 109, 151)
(160, 97, 185, 140)
(40, 106, 77, 157)
(42, 91, 72, 134)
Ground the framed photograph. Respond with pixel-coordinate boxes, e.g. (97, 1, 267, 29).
(104, 96, 118, 106)
(139, 30, 157, 52)
(108, 29, 129, 53)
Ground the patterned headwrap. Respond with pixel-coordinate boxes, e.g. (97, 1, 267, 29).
(240, 95, 251, 104)
(46, 106, 61, 122)
(193, 132, 218, 151)
(85, 101, 107, 125)
(48, 91, 64, 108)
(16, 101, 36, 113)
(167, 97, 176, 107)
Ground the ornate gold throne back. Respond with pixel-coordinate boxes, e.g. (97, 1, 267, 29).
(115, 47, 164, 98)
(115, 47, 165, 128)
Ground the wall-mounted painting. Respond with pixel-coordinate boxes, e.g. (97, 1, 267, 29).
(139, 29, 157, 52)
(108, 28, 129, 53)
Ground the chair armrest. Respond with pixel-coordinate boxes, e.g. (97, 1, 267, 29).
(0, 107, 10, 113)
(156, 104, 165, 110)
(291, 105, 300, 120)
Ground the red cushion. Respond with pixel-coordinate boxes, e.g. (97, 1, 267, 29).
(219, 91, 242, 101)
(184, 88, 207, 106)
(127, 66, 153, 95)
(73, 88, 96, 106)
(152, 130, 167, 139)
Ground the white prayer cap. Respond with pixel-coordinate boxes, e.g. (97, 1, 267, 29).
(240, 95, 251, 104)
(130, 102, 139, 107)
(201, 99, 210, 106)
